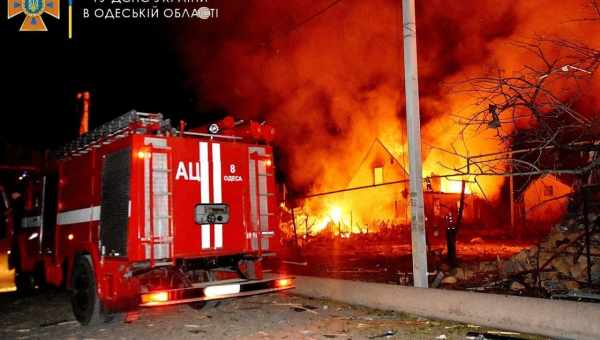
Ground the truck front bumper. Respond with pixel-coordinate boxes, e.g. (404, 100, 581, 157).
(139, 276, 294, 307)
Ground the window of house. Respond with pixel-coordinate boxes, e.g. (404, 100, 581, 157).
(373, 167, 384, 185)
(544, 185, 554, 196)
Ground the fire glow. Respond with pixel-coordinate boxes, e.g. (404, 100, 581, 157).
(294, 174, 473, 236)
(180, 1, 600, 235)
(440, 179, 470, 195)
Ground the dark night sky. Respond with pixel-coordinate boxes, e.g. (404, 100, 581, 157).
(1, 0, 214, 156)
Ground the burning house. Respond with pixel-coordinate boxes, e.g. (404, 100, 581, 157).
(290, 138, 482, 241)
(519, 174, 573, 227)
(344, 139, 409, 226)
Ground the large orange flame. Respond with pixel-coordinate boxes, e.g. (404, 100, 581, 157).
(179, 0, 600, 233)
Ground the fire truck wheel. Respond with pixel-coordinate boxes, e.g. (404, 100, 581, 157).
(15, 272, 36, 295)
(188, 271, 218, 310)
(71, 255, 103, 325)
(12, 249, 32, 295)
(33, 263, 47, 290)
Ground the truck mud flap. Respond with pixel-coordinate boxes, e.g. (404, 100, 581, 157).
(139, 277, 294, 307)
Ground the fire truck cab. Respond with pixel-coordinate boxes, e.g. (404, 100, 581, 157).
(0, 175, 47, 294)
(28, 111, 292, 324)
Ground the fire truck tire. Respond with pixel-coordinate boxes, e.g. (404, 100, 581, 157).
(187, 271, 219, 310)
(71, 255, 104, 326)
(33, 263, 47, 290)
(15, 272, 36, 295)
(13, 250, 36, 296)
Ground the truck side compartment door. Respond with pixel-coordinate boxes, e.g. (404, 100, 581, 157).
(41, 174, 59, 255)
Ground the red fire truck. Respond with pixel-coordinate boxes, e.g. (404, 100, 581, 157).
(17, 111, 293, 324)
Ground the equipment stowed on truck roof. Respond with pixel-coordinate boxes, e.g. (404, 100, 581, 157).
(16, 110, 293, 325)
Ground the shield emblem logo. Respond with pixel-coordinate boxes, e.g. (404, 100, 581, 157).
(7, 0, 59, 31)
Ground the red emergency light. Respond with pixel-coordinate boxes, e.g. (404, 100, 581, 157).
(141, 291, 169, 305)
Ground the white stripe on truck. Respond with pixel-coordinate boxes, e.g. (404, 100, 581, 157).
(199, 142, 211, 249)
(54, 201, 130, 226)
(212, 143, 223, 249)
(56, 206, 101, 225)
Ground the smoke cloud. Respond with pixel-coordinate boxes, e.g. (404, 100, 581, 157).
(177, 0, 600, 198)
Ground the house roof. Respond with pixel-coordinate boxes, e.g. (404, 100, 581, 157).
(518, 173, 574, 198)
(346, 138, 408, 188)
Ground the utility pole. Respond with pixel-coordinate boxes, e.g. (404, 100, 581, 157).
(402, 0, 428, 288)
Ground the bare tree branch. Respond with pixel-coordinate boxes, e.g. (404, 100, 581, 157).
(436, 30, 600, 186)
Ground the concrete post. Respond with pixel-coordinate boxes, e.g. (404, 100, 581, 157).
(402, 0, 428, 288)
(291, 275, 600, 340)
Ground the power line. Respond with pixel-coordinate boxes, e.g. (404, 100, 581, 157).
(254, 0, 345, 51)
(287, 0, 345, 34)
(300, 179, 410, 199)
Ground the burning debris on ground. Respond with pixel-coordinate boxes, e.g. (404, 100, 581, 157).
(276, 184, 600, 298)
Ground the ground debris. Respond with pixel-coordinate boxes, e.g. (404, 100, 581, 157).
(444, 325, 461, 330)
(125, 311, 141, 323)
(432, 271, 445, 288)
(39, 320, 78, 328)
(322, 333, 347, 338)
(466, 331, 525, 340)
(184, 324, 208, 328)
(510, 281, 526, 291)
(441, 275, 458, 284)
(442, 218, 600, 296)
(272, 302, 319, 314)
(368, 330, 397, 339)
(0, 290, 549, 339)
(551, 290, 600, 302)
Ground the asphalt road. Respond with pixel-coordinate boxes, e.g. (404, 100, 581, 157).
(0, 289, 546, 340)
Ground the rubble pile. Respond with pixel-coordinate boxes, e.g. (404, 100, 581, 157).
(440, 214, 600, 295)
(501, 223, 599, 293)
